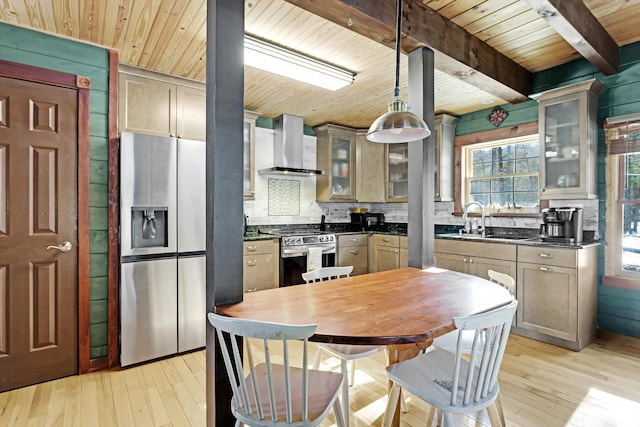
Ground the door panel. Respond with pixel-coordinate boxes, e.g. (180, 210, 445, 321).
(0, 76, 78, 392)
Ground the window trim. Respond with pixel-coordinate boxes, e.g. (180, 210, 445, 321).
(604, 115, 640, 289)
(453, 121, 540, 215)
(463, 134, 540, 209)
(604, 154, 640, 288)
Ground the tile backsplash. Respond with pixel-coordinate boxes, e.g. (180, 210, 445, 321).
(244, 127, 324, 226)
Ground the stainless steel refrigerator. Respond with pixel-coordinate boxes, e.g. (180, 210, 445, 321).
(119, 132, 206, 367)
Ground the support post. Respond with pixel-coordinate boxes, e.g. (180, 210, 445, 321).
(407, 47, 436, 268)
(206, 0, 245, 425)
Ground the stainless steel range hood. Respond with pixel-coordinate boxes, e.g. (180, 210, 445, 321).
(258, 114, 326, 176)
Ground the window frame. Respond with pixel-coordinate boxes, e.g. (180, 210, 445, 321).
(463, 134, 540, 211)
(603, 114, 640, 289)
(453, 122, 540, 215)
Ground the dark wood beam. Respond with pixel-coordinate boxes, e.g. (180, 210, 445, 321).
(522, 0, 619, 75)
(284, 0, 531, 103)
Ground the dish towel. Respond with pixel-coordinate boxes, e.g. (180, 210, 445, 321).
(307, 247, 323, 271)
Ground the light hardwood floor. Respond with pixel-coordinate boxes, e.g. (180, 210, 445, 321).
(1, 332, 640, 426)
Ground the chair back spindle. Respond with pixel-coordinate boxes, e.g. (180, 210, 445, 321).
(208, 312, 345, 426)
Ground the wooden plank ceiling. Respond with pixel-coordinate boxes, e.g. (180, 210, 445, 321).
(0, 0, 639, 129)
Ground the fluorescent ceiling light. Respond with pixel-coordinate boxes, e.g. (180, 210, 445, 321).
(244, 35, 355, 91)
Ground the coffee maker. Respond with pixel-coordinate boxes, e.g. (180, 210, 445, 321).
(540, 207, 584, 244)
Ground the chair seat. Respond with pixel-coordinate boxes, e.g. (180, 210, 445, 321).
(386, 349, 499, 414)
(234, 364, 344, 425)
(318, 343, 383, 360)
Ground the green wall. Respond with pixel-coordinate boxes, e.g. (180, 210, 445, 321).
(455, 41, 640, 338)
(0, 23, 111, 358)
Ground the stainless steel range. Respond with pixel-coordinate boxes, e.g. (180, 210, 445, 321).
(262, 229, 336, 286)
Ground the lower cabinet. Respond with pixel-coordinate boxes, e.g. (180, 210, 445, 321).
(399, 236, 408, 268)
(434, 239, 517, 281)
(337, 233, 368, 275)
(243, 239, 279, 293)
(515, 245, 597, 351)
(370, 234, 401, 273)
(435, 238, 598, 350)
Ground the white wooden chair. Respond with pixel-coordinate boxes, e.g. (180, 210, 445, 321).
(383, 300, 518, 427)
(301, 266, 385, 426)
(208, 312, 346, 427)
(431, 269, 515, 355)
(301, 266, 354, 283)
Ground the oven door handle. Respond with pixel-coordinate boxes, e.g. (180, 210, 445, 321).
(282, 244, 336, 256)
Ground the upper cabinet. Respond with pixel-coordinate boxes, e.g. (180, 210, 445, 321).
(243, 111, 259, 199)
(386, 143, 409, 202)
(434, 114, 459, 201)
(119, 65, 206, 141)
(315, 124, 357, 202)
(356, 130, 386, 202)
(531, 79, 604, 200)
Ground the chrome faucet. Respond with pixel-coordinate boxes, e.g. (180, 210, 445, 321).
(462, 201, 486, 237)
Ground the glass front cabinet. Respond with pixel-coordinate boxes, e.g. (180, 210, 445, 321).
(315, 123, 356, 201)
(386, 143, 409, 202)
(531, 79, 603, 199)
(243, 111, 259, 199)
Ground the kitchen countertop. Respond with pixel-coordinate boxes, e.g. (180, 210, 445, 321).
(243, 232, 279, 242)
(435, 232, 600, 249)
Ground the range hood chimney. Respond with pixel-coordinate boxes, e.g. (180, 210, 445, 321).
(258, 114, 326, 176)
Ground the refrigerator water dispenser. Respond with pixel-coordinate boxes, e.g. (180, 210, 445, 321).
(131, 207, 169, 249)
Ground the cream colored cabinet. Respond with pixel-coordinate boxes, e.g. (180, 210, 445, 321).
(531, 78, 603, 200)
(370, 234, 400, 273)
(516, 245, 597, 350)
(356, 130, 385, 202)
(315, 124, 357, 201)
(243, 111, 259, 199)
(434, 239, 517, 281)
(386, 143, 409, 202)
(399, 236, 408, 268)
(119, 65, 206, 140)
(337, 234, 368, 275)
(434, 114, 458, 201)
(243, 239, 279, 293)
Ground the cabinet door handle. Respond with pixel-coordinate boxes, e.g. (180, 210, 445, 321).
(246, 259, 257, 266)
(349, 249, 359, 255)
(350, 238, 358, 243)
(246, 245, 257, 252)
(468, 258, 473, 263)
(539, 253, 553, 258)
(382, 238, 391, 242)
(539, 266, 553, 272)
(394, 249, 399, 253)
(245, 287, 258, 293)
(463, 257, 468, 263)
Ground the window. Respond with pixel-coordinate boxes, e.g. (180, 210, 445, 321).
(463, 135, 539, 210)
(604, 115, 640, 286)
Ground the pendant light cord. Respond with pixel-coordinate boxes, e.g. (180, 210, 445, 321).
(394, 0, 402, 98)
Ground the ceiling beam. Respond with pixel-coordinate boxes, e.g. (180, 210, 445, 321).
(522, 0, 619, 75)
(283, 0, 532, 104)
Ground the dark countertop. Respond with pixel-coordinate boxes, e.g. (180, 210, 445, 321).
(435, 232, 600, 249)
(243, 232, 279, 242)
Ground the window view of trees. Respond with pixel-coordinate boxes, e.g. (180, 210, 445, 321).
(467, 140, 539, 208)
(621, 153, 640, 272)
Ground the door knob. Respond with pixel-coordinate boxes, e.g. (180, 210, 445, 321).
(46, 241, 73, 252)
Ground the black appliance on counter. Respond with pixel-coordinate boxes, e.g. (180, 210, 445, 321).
(540, 207, 584, 244)
(350, 212, 385, 231)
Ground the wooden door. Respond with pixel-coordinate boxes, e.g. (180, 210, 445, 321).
(0, 76, 78, 391)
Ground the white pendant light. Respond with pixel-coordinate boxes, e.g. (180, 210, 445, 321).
(367, 0, 431, 143)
